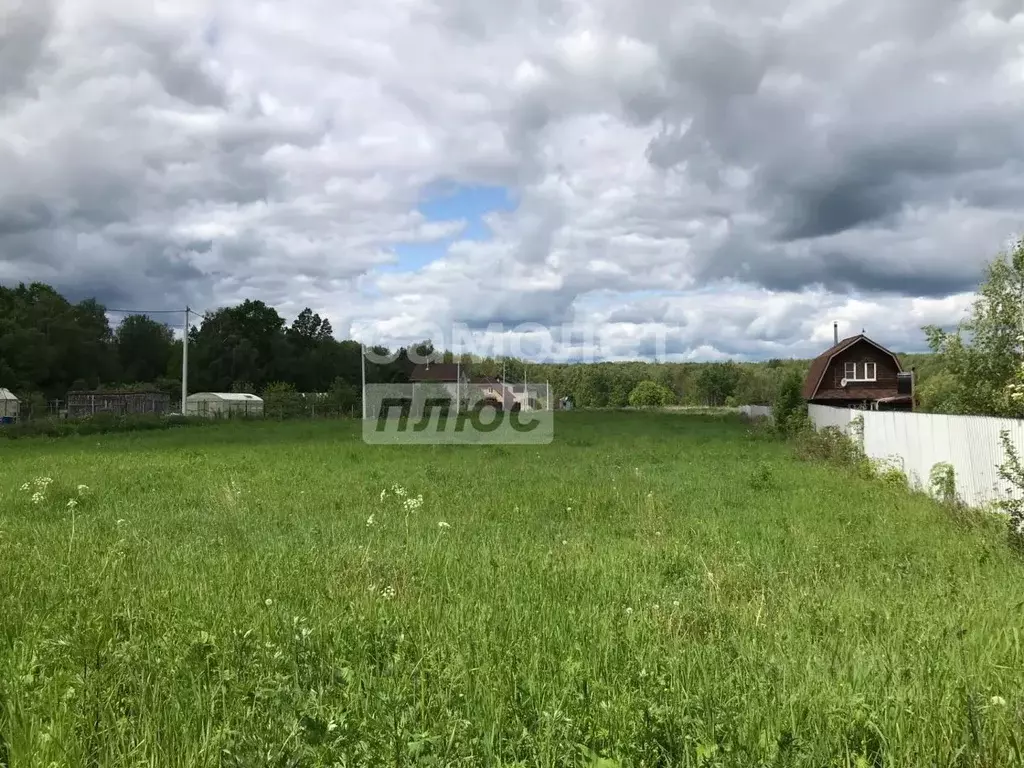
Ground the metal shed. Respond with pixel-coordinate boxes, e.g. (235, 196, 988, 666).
(0, 388, 19, 423)
(185, 392, 264, 419)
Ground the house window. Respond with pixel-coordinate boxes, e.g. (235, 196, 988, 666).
(841, 361, 877, 382)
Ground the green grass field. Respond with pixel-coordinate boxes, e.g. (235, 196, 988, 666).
(1, 412, 1022, 767)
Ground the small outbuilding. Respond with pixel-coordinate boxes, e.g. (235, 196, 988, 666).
(67, 389, 170, 419)
(185, 392, 264, 419)
(0, 387, 20, 423)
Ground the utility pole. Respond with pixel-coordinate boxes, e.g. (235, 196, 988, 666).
(455, 356, 461, 416)
(181, 306, 189, 415)
(360, 344, 367, 420)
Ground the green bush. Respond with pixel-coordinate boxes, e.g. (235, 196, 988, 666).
(793, 426, 866, 469)
(263, 382, 306, 420)
(628, 380, 675, 408)
(0, 413, 215, 440)
(995, 429, 1024, 550)
(772, 370, 808, 437)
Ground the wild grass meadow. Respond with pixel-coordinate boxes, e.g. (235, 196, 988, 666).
(0, 412, 1022, 767)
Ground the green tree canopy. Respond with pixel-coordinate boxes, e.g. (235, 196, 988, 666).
(695, 362, 741, 406)
(628, 380, 675, 408)
(115, 315, 174, 385)
(923, 238, 1024, 416)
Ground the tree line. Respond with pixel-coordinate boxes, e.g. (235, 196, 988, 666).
(0, 282, 812, 414)
(3, 234, 1022, 420)
(0, 286, 415, 415)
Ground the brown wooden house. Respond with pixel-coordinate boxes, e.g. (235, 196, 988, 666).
(802, 333, 913, 411)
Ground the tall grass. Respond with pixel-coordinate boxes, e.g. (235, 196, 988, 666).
(0, 412, 1021, 766)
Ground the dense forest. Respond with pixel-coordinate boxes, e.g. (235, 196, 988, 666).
(2, 236, 1022, 419)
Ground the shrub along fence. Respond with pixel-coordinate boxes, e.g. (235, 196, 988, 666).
(807, 404, 1024, 509)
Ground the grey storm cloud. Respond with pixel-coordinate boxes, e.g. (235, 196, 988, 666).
(617, 0, 1024, 298)
(0, 0, 1020, 359)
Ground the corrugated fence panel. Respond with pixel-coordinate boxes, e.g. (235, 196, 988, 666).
(808, 404, 855, 434)
(808, 405, 1024, 508)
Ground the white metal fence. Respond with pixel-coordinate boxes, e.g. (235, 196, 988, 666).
(807, 404, 1024, 508)
(739, 405, 773, 418)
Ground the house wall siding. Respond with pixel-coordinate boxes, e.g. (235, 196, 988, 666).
(814, 343, 900, 400)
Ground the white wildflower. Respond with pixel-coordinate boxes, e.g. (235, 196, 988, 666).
(66, 498, 78, 509)
(391, 485, 407, 498)
(30, 491, 44, 505)
(652, 604, 659, 611)
(366, 514, 375, 527)
(264, 598, 273, 606)
(625, 607, 633, 615)
(673, 600, 680, 608)
(561, 539, 568, 545)
(19, 482, 30, 492)
(437, 521, 450, 529)
(116, 519, 126, 525)
(991, 695, 1007, 706)
(76, 484, 89, 493)
(379, 489, 387, 502)
(381, 585, 396, 600)
(402, 495, 423, 512)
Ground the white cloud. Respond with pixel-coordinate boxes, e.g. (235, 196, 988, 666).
(1, 0, 1021, 360)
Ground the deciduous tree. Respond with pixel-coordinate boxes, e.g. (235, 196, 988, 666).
(923, 238, 1024, 416)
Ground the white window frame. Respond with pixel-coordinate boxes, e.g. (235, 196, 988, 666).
(842, 361, 877, 382)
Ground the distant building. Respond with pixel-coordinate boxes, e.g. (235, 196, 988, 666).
(0, 387, 20, 423)
(471, 376, 515, 410)
(66, 389, 171, 419)
(185, 392, 264, 419)
(803, 327, 912, 411)
(408, 363, 469, 404)
(507, 383, 541, 411)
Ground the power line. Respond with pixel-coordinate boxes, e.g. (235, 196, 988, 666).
(104, 308, 186, 315)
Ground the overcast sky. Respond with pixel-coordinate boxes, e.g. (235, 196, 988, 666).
(1, 0, 1022, 361)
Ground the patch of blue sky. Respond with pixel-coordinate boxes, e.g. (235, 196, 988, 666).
(385, 183, 517, 273)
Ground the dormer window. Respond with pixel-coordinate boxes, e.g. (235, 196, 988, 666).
(843, 361, 876, 382)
